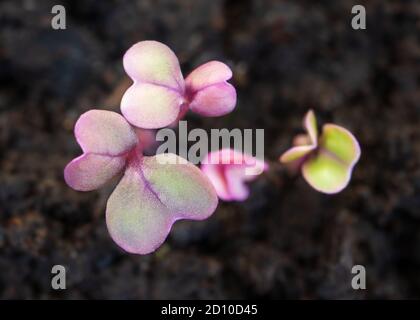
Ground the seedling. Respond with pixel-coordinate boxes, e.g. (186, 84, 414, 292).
(279, 110, 361, 194)
(201, 149, 268, 201)
(64, 110, 218, 254)
(63, 38, 361, 257)
(121, 40, 237, 129)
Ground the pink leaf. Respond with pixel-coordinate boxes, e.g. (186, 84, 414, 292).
(121, 41, 237, 128)
(186, 61, 236, 117)
(279, 145, 316, 164)
(64, 154, 125, 191)
(188, 82, 236, 117)
(185, 61, 232, 92)
(106, 153, 218, 254)
(121, 41, 186, 129)
(75, 109, 137, 156)
(65, 110, 137, 191)
(279, 109, 318, 165)
(123, 40, 184, 92)
(304, 109, 318, 145)
(201, 149, 268, 201)
(121, 83, 184, 129)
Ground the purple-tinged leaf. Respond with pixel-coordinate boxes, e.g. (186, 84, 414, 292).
(186, 61, 236, 117)
(279, 145, 316, 164)
(304, 109, 318, 145)
(201, 149, 268, 202)
(64, 154, 125, 191)
(106, 153, 218, 254)
(279, 110, 318, 165)
(123, 40, 184, 92)
(121, 41, 185, 129)
(188, 82, 236, 117)
(65, 110, 137, 191)
(185, 61, 232, 92)
(121, 83, 184, 129)
(75, 109, 137, 156)
(121, 41, 237, 129)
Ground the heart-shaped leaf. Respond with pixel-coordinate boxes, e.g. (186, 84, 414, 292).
(64, 110, 137, 191)
(121, 41, 185, 129)
(106, 153, 218, 254)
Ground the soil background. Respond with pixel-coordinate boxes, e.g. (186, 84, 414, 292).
(1, 0, 420, 299)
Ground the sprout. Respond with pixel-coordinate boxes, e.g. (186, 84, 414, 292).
(121, 40, 237, 129)
(64, 110, 218, 254)
(201, 149, 268, 201)
(279, 110, 361, 194)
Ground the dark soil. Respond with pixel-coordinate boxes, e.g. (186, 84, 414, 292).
(0, 0, 419, 299)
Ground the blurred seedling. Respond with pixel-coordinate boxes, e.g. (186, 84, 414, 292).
(201, 149, 268, 201)
(279, 110, 361, 194)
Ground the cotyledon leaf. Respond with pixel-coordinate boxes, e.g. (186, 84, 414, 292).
(106, 153, 218, 254)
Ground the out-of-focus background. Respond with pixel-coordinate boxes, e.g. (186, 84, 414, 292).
(0, 0, 419, 299)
